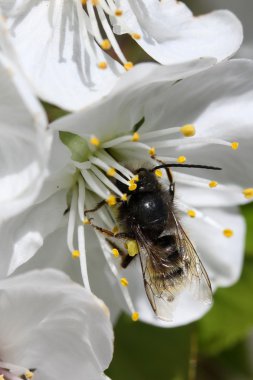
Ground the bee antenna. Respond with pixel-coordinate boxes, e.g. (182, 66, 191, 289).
(151, 164, 222, 171)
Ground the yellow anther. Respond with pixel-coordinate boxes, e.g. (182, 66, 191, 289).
(112, 248, 119, 257)
(223, 229, 234, 238)
(89, 135, 100, 146)
(131, 311, 139, 321)
(83, 218, 90, 225)
(128, 182, 137, 191)
(131, 33, 141, 40)
(115, 8, 123, 16)
(132, 175, 139, 182)
(101, 39, 111, 50)
(132, 132, 140, 142)
(72, 250, 80, 259)
(91, 0, 100, 5)
(0, 375, 5, 380)
(98, 61, 107, 70)
(25, 371, 34, 379)
(180, 124, 196, 137)
(155, 169, 163, 178)
(106, 194, 117, 206)
(149, 147, 156, 156)
(107, 167, 116, 177)
(112, 225, 119, 234)
(243, 188, 253, 199)
(231, 141, 239, 150)
(177, 155, 186, 163)
(209, 181, 218, 188)
(187, 209, 196, 218)
(124, 61, 134, 71)
(121, 193, 128, 201)
(126, 239, 139, 256)
(81, 0, 87, 5)
(120, 277, 129, 287)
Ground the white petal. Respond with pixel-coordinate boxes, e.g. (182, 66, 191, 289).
(114, 0, 242, 63)
(0, 269, 113, 379)
(52, 58, 216, 140)
(1, 0, 123, 111)
(142, 59, 253, 194)
(0, 190, 67, 278)
(0, 16, 51, 220)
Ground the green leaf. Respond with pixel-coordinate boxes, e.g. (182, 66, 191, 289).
(198, 257, 253, 356)
(241, 204, 253, 256)
(106, 314, 193, 380)
(59, 131, 89, 162)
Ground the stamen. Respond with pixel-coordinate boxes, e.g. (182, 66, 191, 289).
(106, 194, 117, 206)
(102, 134, 133, 148)
(89, 156, 130, 185)
(121, 193, 128, 201)
(126, 240, 139, 256)
(89, 135, 100, 146)
(112, 248, 119, 257)
(209, 181, 218, 188)
(107, 167, 116, 176)
(72, 250, 80, 259)
(78, 176, 86, 221)
(132, 132, 140, 142)
(150, 137, 236, 149)
(180, 124, 196, 137)
(91, 165, 123, 197)
(120, 277, 129, 287)
(115, 8, 123, 16)
(231, 142, 239, 150)
(187, 210, 196, 218)
(98, 61, 108, 69)
(83, 218, 90, 225)
(81, 169, 110, 199)
(95, 151, 133, 179)
(149, 147, 156, 156)
(128, 182, 137, 191)
(124, 62, 134, 71)
(243, 188, 253, 199)
(155, 169, 163, 178)
(177, 156, 186, 163)
(131, 33, 141, 40)
(131, 312, 139, 322)
(223, 229, 234, 238)
(67, 187, 78, 253)
(78, 224, 91, 291)
(101, 39, 111, 50)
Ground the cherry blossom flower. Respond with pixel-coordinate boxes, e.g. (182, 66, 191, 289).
(2, 59, 253, 327)
(0, 0, 242, 110)
(0, 269, 113, 380)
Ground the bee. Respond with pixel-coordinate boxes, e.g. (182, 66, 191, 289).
(85, 161, 221, 321)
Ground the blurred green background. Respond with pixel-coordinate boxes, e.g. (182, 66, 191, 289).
(45, 1, 253, 377)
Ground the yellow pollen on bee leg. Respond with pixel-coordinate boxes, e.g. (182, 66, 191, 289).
(131, 33, 141, 40)
(101, 39, 111, 50)
(149, 147, 156, 156)
(72, 250, 80, 259)
(180, 124, 196, 137)
(131, 311, 139, 321)
(132, 132, 140, 142)
(25, 371, 34, 379)
(126, 240, 139, 256)
(209, 181, 218, 188)
(98, 61, 108, 70)
(187, 210, 196, 218)
(112, 248, 119, 257)
(107, 167, 116, 177)
(83, 218, 90, 225)
(115, 8, 123, 16)
(89, 135, 100, 146)
(223, 229, 234, 238)
(106, 194, 117, 206)
(155, 169, 163, 178)
(177, 155, 186, 163)
(243, 188, 253, 199)
(124, 61, 134, 71)
(231, 142, 239, 150)
(120, 277, 129, 287)
(121, 193, 128, 201)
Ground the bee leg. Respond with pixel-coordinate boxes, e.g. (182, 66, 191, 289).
(87, 219, 114, 237)
(84, 200, 106, 216)
(121, 254, 135, 268)
(114, 232, 135, 239)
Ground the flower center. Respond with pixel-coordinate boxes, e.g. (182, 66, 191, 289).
(61, 118, 245, 319)
(80, 0, 138, 70)
(0, 362, 34, 380)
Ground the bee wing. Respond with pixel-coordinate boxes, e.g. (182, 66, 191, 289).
(134, 218, 212, 322)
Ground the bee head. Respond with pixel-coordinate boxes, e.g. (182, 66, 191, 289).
(135, 168, 159, 193)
